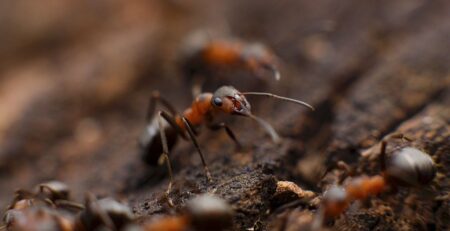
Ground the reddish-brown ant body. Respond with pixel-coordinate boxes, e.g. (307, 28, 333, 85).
(316, 133, 436, 224)
(180, 33, 281, 96)
(139, 85, 314, 205)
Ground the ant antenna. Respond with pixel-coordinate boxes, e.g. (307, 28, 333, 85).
(248, 114, 281, 144)
(241, 92, 314, 111)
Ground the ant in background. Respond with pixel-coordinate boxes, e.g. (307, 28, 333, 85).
(1, 181, 83, 231)
(179, 32, 281, 96)
(143, 194, 233, 231)
(2, 182, 136, 231)
(139, 85, 314, 205)
(311, 133, 436, 229)
(75, 194, 135, 231)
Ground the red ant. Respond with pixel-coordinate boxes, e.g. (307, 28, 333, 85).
(180, 33, 281, 96)
(312, 133, 436, 228)
(138, 85, 314, 205)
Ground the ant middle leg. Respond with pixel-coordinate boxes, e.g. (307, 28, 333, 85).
(181, 117, 213, 183)
(157, 111, 176, 207)
(208, 122, 242, 150)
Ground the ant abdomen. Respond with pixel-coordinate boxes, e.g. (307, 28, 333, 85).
(385, 147, 436, 187)
(139, 118, 178, 165)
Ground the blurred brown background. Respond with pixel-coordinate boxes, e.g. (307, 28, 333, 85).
(0, 1, 449, 229)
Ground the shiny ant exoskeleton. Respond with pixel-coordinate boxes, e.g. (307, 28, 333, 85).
(314, 133, 436, 226)
(139, 85, 314, 205)
(143, 194, 233, 231)
(180, 33, 281, 96)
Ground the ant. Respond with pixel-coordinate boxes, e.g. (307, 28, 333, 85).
(2, 181, 83, 231)
(143, 194, 233, 231)
(2, 206, 74, 231)
(75, 194, 135, 231)
(138, 85, 314, 205)
(180, 33, 281, 96)
(312, 133, 436, 228)
(4, 181, 83, 215)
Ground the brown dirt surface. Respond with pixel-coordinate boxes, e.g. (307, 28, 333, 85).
(0, 0, 449, 230)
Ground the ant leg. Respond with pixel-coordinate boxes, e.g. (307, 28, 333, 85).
(160, 111, 187, 140)
(379, 140, 388, 171)
(85, 193, 116, 230)
(181, 117, 213, 183)
(157, 111, 175, 207)
(383, 132, 414, 142)
(146, 91, 178, 122)
(54, 200, 85, 211)
(336, 161, 353, 184)
(208, 123, 242, 150)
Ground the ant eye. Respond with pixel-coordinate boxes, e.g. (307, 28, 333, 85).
(213, 97, 223, 107)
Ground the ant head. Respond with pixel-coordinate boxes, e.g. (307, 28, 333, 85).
(211, 86, 251, 116)
(385, 147, 436, 187)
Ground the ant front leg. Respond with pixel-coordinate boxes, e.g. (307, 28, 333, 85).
(181, 117, 213, 183)
(208, 123, 242, 150)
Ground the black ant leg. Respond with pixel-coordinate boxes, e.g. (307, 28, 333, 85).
(336, 161, 354, 184)
(85, 193, 116, 230)
(146, 91, 179, 122)
(208, 123, 242, 150)
(181, 117, 213, 183)
(160, 111, 187, 140)
(157, 111, 175, 207)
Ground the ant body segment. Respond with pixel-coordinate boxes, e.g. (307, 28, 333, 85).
(315, 133, 437, 225)
(139, 85, 314, 205)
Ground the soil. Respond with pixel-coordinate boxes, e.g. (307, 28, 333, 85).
(0, 0, 449, 230)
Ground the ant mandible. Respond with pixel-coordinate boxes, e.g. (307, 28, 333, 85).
(314, 133, 436, 226)
(139, 85, 314, 205)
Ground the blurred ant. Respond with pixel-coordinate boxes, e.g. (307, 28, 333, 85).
(180, 32, 281, 96)
(143, 194, 233, 231)
(75, 194, 135, 231)
(2, 181, 83, 231)
(4, 181, 83, 215)
(2, 206, 74, 231)
(312, 133, 436, 228)
(139, 85, 314, 205)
